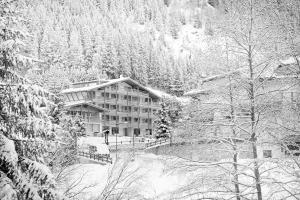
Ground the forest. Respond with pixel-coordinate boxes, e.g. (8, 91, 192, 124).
(1, 0, 300, 199)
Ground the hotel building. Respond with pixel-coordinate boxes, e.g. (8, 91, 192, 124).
(61, 77, 161, 137)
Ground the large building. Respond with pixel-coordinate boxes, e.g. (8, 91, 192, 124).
(61, 77, 162, 137)
(184, 59, 300, 159)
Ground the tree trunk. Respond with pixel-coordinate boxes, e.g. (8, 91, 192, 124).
(248, 44, 263, 200)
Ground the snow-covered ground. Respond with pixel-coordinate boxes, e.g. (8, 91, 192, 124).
(58, 153, 189, 200)
(58, 152, 300, 200)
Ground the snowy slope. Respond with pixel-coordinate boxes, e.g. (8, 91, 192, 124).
(60, 153, 300, 200)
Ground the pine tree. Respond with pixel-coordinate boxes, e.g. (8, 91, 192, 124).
(0, 1, 64, 199)
(101, 40, 118, 79)
(155, 102, 171, 139)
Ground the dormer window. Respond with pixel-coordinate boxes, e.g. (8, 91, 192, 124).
(87, 91, 95, 99)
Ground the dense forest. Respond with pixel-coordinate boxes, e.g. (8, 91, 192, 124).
(1, 0, 300, 199)
(15, 0, 245, 94)
(4, 0, 297, 96)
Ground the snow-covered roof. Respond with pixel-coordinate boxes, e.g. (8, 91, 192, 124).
(279, 57, 300, 65)
(61, 77, 162, 99)
(145, 87, 172, 98)
(184, 70, 242, 96)
(184, 88, 211, 96)
(201, 70, 241, 83)
(176, 96, 191, 105)
(65, 101, 107, 112)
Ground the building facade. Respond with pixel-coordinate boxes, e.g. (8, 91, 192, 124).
(61, 77, 161, 137)
(65, 101, 106, 136)
(184, 61, 300, 159)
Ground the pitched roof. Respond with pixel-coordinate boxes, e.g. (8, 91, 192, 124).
(65, 101, 107, 112)
(184, 70, 242, 96)
(60, 77, 162, 99)
(145, 87, 172, 98)
(184, 88, 211, 96)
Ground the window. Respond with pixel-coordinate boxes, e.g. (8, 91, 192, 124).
(146, 129, 152, 135)
(142, 108, 148, 113)
(134, 118, 139, 122)
(144, 98, 149, 102)
(111, 94, 117, 99)
(263, 150, 272, 158)
(77, 92, 84, 100)
(87, 91, 95, 99)
(142, 118, 148, 123)
(67, 94, 74, 101)
(101, 92, 109, 98)
(111, 105, 117, 110)
(132, 96, 139, 101)
(112, 127, 119, 135)
(134, 128, 140, 136)
(134, 107, 139, 112)
(105, 104, 109, 109)
(121, 106, 131, 112)
(111, 116, 117, 121)
(122, 117, 131, 122)
(125, 86, 132, 91)
(111, 84, 118, 90)
(104, 115, 110, 121)
(291, 92, 297, 103)
(153, 109, 157, 114)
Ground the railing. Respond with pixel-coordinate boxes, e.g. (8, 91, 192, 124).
(78, 151, 112, 164)
(109, 138, 151, 145)
(145, 138, 169, 148)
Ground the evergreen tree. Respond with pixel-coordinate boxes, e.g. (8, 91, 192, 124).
(155, 102, 171, 139)
(101, 40, 118, 79)
(0, 1, 64, 199)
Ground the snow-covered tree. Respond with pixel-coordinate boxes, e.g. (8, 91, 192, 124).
(155, 102, 172, 139)
(0, 1, 64, 199)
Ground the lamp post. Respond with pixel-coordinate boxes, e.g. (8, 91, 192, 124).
(103, 129, 109, 145)
(115, 121, 128, 160)
(132, 129, 135, 161)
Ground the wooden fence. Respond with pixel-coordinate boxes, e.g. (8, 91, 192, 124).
(108, 138, 152, 145)
(78, 151, 112, 164)
(145, 138, 169, 148)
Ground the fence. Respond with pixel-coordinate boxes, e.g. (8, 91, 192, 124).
(78, 151, 112, 164)
(109, 138, 152, 145)
(145, 138, 169, 148)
